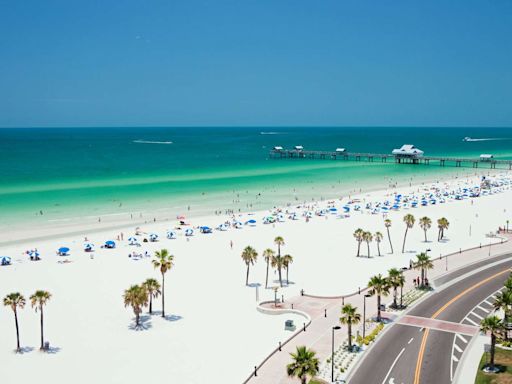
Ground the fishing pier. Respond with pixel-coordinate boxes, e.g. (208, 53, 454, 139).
(269, 144, 512, 170)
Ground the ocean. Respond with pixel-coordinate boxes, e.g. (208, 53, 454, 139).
(1, 126, 511, 227)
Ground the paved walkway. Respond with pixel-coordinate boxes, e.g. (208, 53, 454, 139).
(247, 233, 512, 384)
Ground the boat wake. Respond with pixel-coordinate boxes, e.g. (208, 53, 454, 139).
(260, 131, 286, 135)
(463, 136, 510, 142)
(133, 140, 173, 145)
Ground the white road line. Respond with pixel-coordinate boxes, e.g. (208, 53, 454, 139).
(456, 334, 468, 344)
(464, 317, 478, 326)
(418, 327, 424, 333)
(453, 343, 463, 353)
(408, 337, 414, 344)
(470, 311, 483, 320)
(381, 348, 405, 384)
(476, 305, 490, 313)
(483, 299, 494, 306)
(452, 355, 459, 362)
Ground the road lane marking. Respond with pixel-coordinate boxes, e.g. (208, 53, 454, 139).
(476, 305, 490, 313)
(470, 311, 483, 320)
(408, 337, 414, 344)
(413, 268, 511, 384)
(453, 343, 463, 353)
(483, 299, 494, 306)
(381, 348, 405, 384)
(464, 317, 478, 326)
(456, 334, 468, 343)
(452, 355, 459, 362)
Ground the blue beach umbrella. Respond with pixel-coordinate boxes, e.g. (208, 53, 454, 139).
(128, 237, 138, 245)
(185, 228, 194, 236)
(1, 256, 11, 266)
(167, 230, 177, 239)
(149, 233, 158, 241)
(58, 247, 70, 255)
(29, 251, 40, 258)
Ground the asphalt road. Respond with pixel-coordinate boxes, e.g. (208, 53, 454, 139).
(349, 257, 512, 384)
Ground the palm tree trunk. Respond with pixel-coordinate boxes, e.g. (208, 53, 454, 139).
(421, 268, 425, 287)
(387, 228, 393, 254)
(491, 333, 496, 369)
(14, 309, 20, 351)
(278, 267, 283, 287)
(136, 311, 140, 326)
(301, 375, 307, 384)
(367, 242, 370, 258)
(357, 241, 361, 257)
(393, 287, 397, 307)
(400, 285, 403, 307)
(286, 267, 289, 285)
(265, 259, 269, 288)
(149, 295, 153, 314)
(402, 228, 408, 253)
(40, 305, 44, 350)
(246, 264, 250, 285)
(377, 242, 381, 256)
(348, 323, 352, 349)
(424, 229, 427, 242)
(377, 295, 381, 322)
(161, 273, 165, 318)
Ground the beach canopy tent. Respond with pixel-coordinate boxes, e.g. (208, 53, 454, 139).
(84, 243, 94, 251)
(263, 216, 276, 224)
(58, 247, 70, 256)
(217, 224, 228, 231)
(392, 144, 424, 157)
(29, 250, 41, 260)
(273, 146, 284, 151)
(128, 237, 138, 245)
(246, 219, 257, 226)
(329, 207, 338, 213)
(335, 148, 346, 153)
(149, 233, 158, 241)
(1, 256, 11, 266)
(167, 230, 177, 239)
(105, 240, 116, 248)
(200, 226, 212, 234)
(294, 145, 304, 151)
(234, 221, 243, 229)
(185, 228, 194, 236)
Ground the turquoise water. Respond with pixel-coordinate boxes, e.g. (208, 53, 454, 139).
(1, 127, 511, 224)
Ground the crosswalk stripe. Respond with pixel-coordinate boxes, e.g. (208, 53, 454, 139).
(456, 334, 468, 343)
(454, 343, 463, 353)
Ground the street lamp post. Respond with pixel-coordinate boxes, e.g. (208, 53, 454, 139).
(363, 294, 371, 338)
(331, 325, 341, 382)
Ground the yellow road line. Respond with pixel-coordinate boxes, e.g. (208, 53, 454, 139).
(413, 268, 510, 384)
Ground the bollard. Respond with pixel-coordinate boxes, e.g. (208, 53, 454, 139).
(324, 309, 327, 318)
(291, 303, 294, 309)
(282, 295, 284, 303)
(301, 289, 304, 296)
(342, 296, 345, 305)
(254, 366, 257, 377)
(303, 322, 306, 332)
(279, 341, 282, 351)
(358, 287, 361, 295)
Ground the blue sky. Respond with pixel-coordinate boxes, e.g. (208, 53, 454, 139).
(0, 0, 511, 127)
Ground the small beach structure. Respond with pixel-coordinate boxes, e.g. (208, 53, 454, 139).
(1, 256, 12, 266)
(480, 154, 494, 162)
(57, 247, 70, 256)
(105, 240, 116, 249)
(392, 144, 424, 163)
(294, 145, 304, 151)
(335, 148, 346, 153)
(273, 146, 283, 151)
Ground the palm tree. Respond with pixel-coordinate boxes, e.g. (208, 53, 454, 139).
(414, 253, 434, 287)
(387, 268, 404, 308)
(283, 254, 294, 285)
(3, 293, 25, 352)
(274, 236, 285, 285)
(30, 290, 52, 350)
(480, 316, 503, 372)
(286, 346, 319, 384)
(367, 274, 390, 322)
(494, 290, 512, 326)
(505, 275, 512, 291)
(374, 232, 383, 256)
(384, 219, 393, 254)
(402, 214, 415, 253)
(272, 254, 286, 287)
(152, 249, 174, 317)
(241, 246, 258, 285)
(142, 278, 161, 315)
(437, 217, 450, 241)
(419, 216, 432, 242)
(263, 248, 275, 289)
(363, 231, 373, 258)
(124, 284, 148, 327)
(353, 228, 364, 257)
(340, 304, 361, 350)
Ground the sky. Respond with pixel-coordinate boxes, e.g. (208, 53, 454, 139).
(0, 0, 511, 128)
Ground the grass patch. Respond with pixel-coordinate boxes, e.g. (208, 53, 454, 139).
(475, 347, 512, 383)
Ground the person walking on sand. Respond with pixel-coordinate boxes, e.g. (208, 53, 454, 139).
(230, 240, 233, 250)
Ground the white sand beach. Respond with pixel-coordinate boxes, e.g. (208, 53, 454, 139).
(1, 172, 511, 383)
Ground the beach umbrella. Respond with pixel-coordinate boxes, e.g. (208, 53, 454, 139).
(29, 250, 40, 258)
(246, 219, 257, 226)
(200, 226, 212, 233)
(128, 237, 138, 245)
(177, 215, 186, 220)
(149, 233, 158, 241)
(329, 207, 338, 213)
(1, 256, 11, 266)
(217, 224, 228, 231)
(185, 228, 194, 236)
(167, 230, 177, 239)
(105, 240, 116, 248)
(234, 221, 243, 228)
(58, 247, 70, 255)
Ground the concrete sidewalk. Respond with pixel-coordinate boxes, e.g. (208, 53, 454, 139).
(246, 234, 512, 384)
